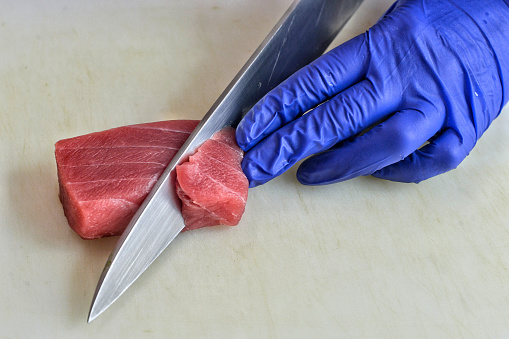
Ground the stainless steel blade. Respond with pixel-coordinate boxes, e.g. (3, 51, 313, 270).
(88, 0, 364, 323)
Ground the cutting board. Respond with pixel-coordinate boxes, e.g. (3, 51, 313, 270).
(2, 0, 509, 337)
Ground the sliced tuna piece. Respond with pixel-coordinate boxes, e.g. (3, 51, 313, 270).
(175, 127, 249, 231)
(55, 120, 199, 239)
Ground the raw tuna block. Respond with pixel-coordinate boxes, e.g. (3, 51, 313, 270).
(55, 120, 199, 239)
(175, 127, 249, 231)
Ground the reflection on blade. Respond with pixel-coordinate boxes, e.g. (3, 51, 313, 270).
(88, 0, 364, 322)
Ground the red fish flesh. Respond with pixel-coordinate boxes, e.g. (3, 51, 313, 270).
(55, 120, 199, 239)
(175, 127, 249, 231)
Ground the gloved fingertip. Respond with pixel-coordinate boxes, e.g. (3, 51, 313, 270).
(296, 159, 337, 186)
(295, 170, 311, 186)
(241, 155, 272, 188)
(295, 161, 314, 185)
(297, 148, 378, 185)
(248, 179, 262, 188)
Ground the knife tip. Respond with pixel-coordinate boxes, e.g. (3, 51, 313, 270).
(87, 272, 113, 324)
(87, 302, 102, 323)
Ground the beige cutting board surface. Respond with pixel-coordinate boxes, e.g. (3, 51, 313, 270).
(2, 0, 509, 338)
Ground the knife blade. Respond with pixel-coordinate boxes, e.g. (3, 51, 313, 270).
(88, 0, 364, 323)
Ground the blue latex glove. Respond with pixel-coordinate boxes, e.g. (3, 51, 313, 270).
(236, 0, 509, 187)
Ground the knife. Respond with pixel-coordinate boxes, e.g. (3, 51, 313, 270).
(88, 0, 364, 323)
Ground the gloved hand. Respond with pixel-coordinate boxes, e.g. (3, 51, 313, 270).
(236, 0, 509, 187)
